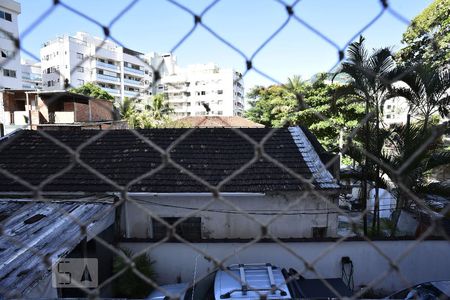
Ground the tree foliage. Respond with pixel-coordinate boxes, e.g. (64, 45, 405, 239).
(113, 248, 157, 298)
(398, 0, 450, 67)
(69, 82, 114, 100)
(392, 65, 450, 130)
(246, 74, 365, 151)
(117, 95, 174, 129)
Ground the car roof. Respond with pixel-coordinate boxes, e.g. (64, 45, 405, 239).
(431, 281, 450, 296)
(214, 264, 291, 299)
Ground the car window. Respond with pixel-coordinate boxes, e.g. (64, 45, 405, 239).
(184, 271, 216, 300)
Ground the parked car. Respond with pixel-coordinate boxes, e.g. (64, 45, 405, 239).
(386, 281, 450, 299)
(147, 263, 352, 300)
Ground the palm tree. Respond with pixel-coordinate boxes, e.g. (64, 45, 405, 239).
(147, 94, 173, 121)
(381, 122, 450, 235)
(389, 65, 450, 131)
(334, 36, 397, 234)
(118, 97, 137, 120)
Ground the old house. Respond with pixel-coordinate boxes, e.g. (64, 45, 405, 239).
(0, 127, 339, 240)
(0, 89, 115, 133)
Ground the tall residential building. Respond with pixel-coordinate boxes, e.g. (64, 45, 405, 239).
(21, 59, 42, 90)
(0, 0, 21, 89)
(40, 32, 155, 102)
(161, 63, 245, 117)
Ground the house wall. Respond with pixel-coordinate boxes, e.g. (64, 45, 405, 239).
(121, 192, 339, 240)
(121, 240, 450, 295)
(74, 101, 89, 122)
(89, 99, 114, 121)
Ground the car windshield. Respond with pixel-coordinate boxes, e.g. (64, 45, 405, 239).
(184, 271, 216, 300)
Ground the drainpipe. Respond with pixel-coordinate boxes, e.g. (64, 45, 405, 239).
(0, 123, 4, 137)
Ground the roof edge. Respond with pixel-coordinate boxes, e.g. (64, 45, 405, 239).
(288, 127, 339, 189)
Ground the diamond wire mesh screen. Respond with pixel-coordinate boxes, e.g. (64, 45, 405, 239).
(0, 0, 449, 299)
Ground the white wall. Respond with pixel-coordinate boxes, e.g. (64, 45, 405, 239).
(122, 193, 338, 239)
(121, 240, 450, 295)
(0, 0, 22, 89)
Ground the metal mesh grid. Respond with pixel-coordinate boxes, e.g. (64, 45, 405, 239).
(0, 0, 449, 299)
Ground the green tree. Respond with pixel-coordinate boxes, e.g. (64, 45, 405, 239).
(390, 64, 450, 131)
(113, 248, 157, 298)
(398, 0, 450, 67)
(245, 75, 365, 151)
(69, 82, 114, 100)
(334, 36, 396, 235)
(117, 95, 173, 129)
(146, 94, 173, 121)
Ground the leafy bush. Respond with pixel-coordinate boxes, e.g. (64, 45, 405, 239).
(112, 248, 157, 298)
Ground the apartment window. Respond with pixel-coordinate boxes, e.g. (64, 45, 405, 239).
(386, 114, 391, 119)
(3, 69, 16, 78)
(217, 111, 223, 115)
(77, 67, 84, 73)
(201, 91, 206, 95)
(152, 217, 201, 241)
(47, 80, 54, 87)
(0, 11, 12, 22)
(217, 89, 223, 94)
(76, 52, 83, 59)
(78, 79, 84, 85)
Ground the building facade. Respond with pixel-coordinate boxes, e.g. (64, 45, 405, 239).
(21, 59, 42, 90)
(40, 32, 155, 102)
(0, 0, 21, 89)
(161, 63, 245, 117)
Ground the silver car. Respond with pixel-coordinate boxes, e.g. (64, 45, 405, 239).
(147, 263, 292, 300)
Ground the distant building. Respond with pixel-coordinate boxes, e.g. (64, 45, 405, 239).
(0, 89, 115, 133)
(20, 59, 42, 90)
(382, 97, 410, 125)
(161, 63, 245, 117)
(39, 32, 171, 102)
(0, 0, 22, 89)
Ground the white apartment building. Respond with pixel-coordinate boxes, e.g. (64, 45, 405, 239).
(161, 63, 245, 117)
(40, 32, 155, 102)
(0, 0, 22, 89)
(21, 59, 42, 90)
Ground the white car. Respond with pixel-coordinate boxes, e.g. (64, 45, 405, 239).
(147, 263, 292, 300)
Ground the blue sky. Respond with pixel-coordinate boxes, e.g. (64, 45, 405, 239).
(17, 0, 432, 88)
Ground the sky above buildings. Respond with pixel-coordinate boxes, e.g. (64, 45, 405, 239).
(17, 0, 432, 89)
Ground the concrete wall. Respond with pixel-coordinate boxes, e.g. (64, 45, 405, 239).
(54, 111, 74, 123)
(122, 193, 339, 239)
(121, 240, 450, 295)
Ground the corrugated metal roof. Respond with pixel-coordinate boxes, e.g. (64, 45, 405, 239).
(0, 196, 115, 298)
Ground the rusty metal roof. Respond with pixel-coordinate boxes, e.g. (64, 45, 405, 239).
(0, 196, 115, 298)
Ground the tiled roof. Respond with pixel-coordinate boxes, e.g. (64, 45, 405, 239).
(0, 127, 338, 193)
(177, 116, 265, 128)
(0, 196, 114, 297)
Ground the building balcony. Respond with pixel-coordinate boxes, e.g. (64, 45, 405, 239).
(96, 61, 120, 71)
(124, 66, 144, 76)
(101, 87, 121, 96)
(96, 74, 120, 83)
(124, 78, 142, 86)
(124, 90, 140, 97)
